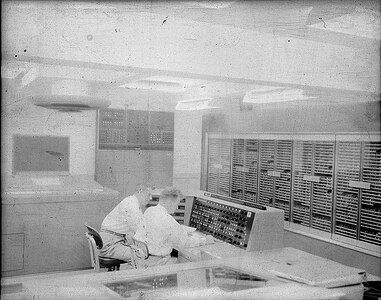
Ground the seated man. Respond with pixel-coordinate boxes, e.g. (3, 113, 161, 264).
(134, 187, 210, 266)
(99, 183, 152, 263)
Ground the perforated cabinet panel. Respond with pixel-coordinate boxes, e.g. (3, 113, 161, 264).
(243, 140, 259, 202)
(231, 139, 245, 200)
(207, 138, 231, 196)
(231, 139, 259, 203)
(360, 141, 381, 246)
(292, 140, 313, 226)
(335, 141, 361, 239)
(274, 140, 292, 221)
(311, 142, 334, 233)
(259, 140, 276, 206)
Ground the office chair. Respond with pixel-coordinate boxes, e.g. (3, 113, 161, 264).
(84, 224, 129, 271)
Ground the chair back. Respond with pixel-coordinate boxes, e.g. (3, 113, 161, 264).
(85, 232, 101, 271)
(85, 224, 129, 271)
(84, 224, 103, 249)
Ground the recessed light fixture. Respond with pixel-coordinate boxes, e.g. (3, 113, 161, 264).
(197, 1, 236, 9)
(119, 76, 203, 93)
(243, 87, 316, 104)
(307, 7, 380, 39)
(175, 97, 219, 110)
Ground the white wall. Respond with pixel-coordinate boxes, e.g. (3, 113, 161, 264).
(173, 110, 205, 195)
(1, 79, 96, 182)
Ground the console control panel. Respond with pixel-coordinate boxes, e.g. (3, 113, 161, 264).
(189, 197, 255, 249)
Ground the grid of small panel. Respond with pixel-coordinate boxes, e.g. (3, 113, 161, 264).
(149, 131, 174, 145)
(99, 109, 174, 150)
(292, 140, 313, 226)
(99, 109, 127, 146)
(359, 141, 381, 246)
(258, 140, 276, 206)
(335, 141, 361, 239)
(311, 142, 334, 232)
(243, 139, 259, 202)
(207, 138, 231, 196)
(274, 140, 292, 221)
(126, 110, 150, 144)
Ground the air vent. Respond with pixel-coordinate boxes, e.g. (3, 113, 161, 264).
(30, 79, 111, 112)
(31, 95, 111, 112)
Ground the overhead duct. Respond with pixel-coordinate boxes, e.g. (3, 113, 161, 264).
(31, 79, 111, 112)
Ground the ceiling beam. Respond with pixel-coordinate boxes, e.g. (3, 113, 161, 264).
(4, 54, 378, 99)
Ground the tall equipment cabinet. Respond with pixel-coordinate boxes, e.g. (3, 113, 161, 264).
(334, 134, 381, 249)
(204, 132, 380, 255)
(291, 136, 335, 234)
(258, 138, 293, 221)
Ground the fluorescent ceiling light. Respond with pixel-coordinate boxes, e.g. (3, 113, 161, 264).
(119, 76, 203, 93)
(196, 1, 236, 9)
(120, 80, 185, 93)
(176, 98, 219, 110)
(243, 88, 316, 104)
(1, 61, 29, 79)
(307, 7, 380, 39)
(147, 76, 200, 86)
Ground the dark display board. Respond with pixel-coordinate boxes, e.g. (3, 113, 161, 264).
(13, 135, 69, 173)
(98, 109, 174, 150)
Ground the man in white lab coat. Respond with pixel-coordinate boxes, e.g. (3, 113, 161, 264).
(134, 187, 211, 266)
(99, 184, 152, 263)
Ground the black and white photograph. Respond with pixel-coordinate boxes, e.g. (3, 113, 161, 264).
(1, 0, 380, 299)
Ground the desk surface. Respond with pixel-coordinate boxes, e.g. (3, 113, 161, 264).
(1, 247, 367, 300)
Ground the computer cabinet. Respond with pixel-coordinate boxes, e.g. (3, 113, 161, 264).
(333, 135, 381, 249)
(292, 137, 335, 233)
(258, 139, 292, 221)
(204, 133, 381, 253)
(230, 137, 292, 220)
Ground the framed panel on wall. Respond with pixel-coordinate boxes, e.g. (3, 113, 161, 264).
(98, 108, 174, 150)
(13, 135, 70, 175)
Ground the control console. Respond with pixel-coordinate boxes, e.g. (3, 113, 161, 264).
(189, 197, 255, 248)
(188, 192, 284, 252)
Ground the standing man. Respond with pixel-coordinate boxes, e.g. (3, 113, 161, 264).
(99, 184, 152, 262)
(134, 187, 212, 266)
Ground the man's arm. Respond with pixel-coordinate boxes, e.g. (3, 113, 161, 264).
(165, 218, 207, 249)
